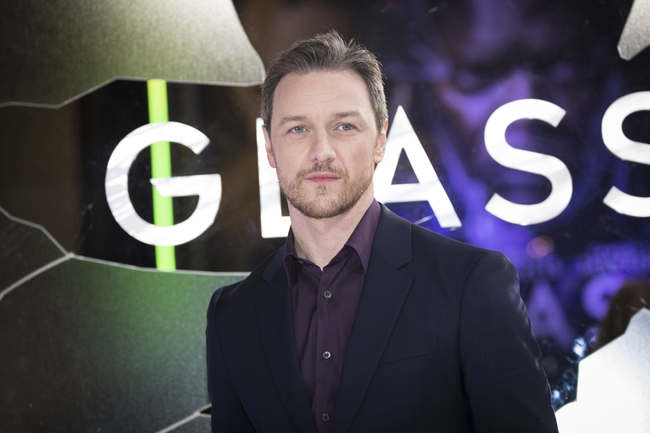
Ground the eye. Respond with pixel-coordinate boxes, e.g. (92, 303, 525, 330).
(290, 126, 306, 133)
(338, 123, 354, 131)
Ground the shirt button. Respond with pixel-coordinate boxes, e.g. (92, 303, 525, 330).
(297, 260, 305, 265)
(322, 351, 331, 360)
(322, 413, 330, 422)
(323, 290, 332, 299)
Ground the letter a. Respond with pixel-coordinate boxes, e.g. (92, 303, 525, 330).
(375, 106, 461, 228)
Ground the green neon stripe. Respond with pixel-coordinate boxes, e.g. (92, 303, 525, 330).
(147, 79, 176, 271)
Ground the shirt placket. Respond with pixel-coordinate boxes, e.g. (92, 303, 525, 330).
(313, 260, 339, 432)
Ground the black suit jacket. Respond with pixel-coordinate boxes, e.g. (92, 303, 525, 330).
(206, 205, 558, 432)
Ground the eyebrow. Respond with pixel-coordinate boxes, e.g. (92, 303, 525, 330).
(278, 115, 306, 128)
(334, 111, 363, 120)
(277, 111, 365, 128)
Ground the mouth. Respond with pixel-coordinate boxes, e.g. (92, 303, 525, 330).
(304, 172, 341, 184)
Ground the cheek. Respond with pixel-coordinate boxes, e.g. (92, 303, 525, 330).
(348, 150, 377, 178)
(274, 154, 301, 178)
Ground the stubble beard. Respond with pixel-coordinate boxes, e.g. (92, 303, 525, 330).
(277, 160, 374, 220)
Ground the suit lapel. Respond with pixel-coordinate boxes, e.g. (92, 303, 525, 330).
(255, 248, 317, 433)
(329, 206, 414, 433)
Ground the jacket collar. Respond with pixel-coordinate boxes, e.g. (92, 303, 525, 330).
(262, 204, 411, 280)
(329, 205, 414, 433)
(255, 262, 317, 433)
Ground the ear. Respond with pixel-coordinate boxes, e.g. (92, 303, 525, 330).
(373, 119, 388, 164)
(263, 125, 277, 168)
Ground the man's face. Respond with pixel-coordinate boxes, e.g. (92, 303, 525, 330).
(264, 70, 387, 219)
(429, 2, 597, 204)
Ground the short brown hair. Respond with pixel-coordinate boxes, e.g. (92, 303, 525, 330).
(261, 30, 387, 132)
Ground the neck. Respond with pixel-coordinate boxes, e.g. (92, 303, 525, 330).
(289, 188, 374, 270)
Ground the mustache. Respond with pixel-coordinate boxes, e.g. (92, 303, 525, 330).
(297, 162, 346, 178)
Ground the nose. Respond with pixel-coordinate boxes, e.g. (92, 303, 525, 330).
(309, 130, 336, 163)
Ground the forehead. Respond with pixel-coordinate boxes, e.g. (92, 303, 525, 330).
(271, 70, 373, 124)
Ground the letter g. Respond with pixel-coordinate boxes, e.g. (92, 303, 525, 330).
(105, 122, 221, 246)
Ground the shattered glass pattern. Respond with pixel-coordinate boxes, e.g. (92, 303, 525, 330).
(550, 336, 589, 411)
(618, 0, 650, 60)
(555, 309, 650, 432)
(0, 207, 66, 291)
(0, 208, 246, 433)
(156, 406, 212, 433)
(163, 417, 212, 433)
(0, 0, 264, 107)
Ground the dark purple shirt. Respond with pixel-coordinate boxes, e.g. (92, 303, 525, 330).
(283, 200, 381, 433)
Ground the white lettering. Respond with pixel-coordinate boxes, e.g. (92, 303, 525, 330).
(374, 106, 461, 228)
(602, 92, 650, 217)
(484, 99, 572, 225)
(105, 122, 221, 246)
(257, 118, 291, 238)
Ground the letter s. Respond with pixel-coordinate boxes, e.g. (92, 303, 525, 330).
(105, 122, 221, 246)
(602, 92, 650, 217)
(484, 99, 572, 225)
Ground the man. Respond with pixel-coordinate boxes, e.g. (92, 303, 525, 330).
(206, 31, 558, 433)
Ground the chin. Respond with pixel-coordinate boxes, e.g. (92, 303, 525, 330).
(291, 191, 363, 220)
(295, 200, 353, 219)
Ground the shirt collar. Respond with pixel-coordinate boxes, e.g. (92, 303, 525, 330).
(283, 199, 381, 285)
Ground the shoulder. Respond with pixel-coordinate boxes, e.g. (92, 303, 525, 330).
(415, 224, 514, 275)
(410, 222, 486, 260)
(208, 246, 283, 317)
(377, 203, 485, 258)
(383, 206, 511, 272)
(376, 205, 517, 292)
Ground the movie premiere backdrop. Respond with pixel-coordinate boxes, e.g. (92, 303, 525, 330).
(1, 0, 650, 432)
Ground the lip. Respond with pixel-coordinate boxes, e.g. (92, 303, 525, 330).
(304, 172, 341, 184)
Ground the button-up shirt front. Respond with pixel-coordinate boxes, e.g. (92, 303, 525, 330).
(284, 200, 381, 433)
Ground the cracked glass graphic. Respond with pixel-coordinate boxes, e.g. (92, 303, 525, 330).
(1, 0, 650, 431)
(0, 208, 245, 432)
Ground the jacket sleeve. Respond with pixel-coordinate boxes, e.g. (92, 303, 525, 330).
(459, 251, 559, 432)
(206, 288, 255, 432)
